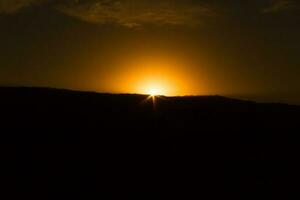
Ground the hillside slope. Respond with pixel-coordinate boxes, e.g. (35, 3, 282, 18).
(1, 87, 299, 199)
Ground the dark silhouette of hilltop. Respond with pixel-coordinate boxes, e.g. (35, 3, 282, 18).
(1, 87, 299, 200)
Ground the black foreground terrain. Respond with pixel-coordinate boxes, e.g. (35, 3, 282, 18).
(1, 87, 299, 199)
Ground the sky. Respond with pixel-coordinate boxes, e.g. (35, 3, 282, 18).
(0, 0, 299, 103)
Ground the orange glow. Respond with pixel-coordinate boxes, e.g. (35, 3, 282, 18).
(146, 86, 162, 96)
(148, 89, 159, 96)
(101, 54, 206, 96)
(137, 77, 173, 96)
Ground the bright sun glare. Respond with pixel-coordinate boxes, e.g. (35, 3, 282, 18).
(143, 82, 167, 96)
(108, 55, 203, 96)
(147, 88, 160, 96)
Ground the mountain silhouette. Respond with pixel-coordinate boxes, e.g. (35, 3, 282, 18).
(1, 87, 299, 200)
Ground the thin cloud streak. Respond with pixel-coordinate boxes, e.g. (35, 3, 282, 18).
(57, 0, 218, 27)
(0, 0, 42, 14)
(262, 0, 298, 14)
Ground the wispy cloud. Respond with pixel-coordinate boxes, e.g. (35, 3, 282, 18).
(262, 0, 298, 14)
(0, 0, 42, 14)
(57, 0, 218, 27)
(0, 0, 219, 27)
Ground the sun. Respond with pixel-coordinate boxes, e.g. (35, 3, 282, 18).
(143, 82, 167, 96)
(102, 53, 205, 96)
(147, 88, 160, 96)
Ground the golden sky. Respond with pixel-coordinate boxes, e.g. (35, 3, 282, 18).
(0, 0, 300, 103)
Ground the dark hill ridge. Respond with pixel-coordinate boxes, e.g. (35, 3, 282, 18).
(1, 87, 299, 200)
